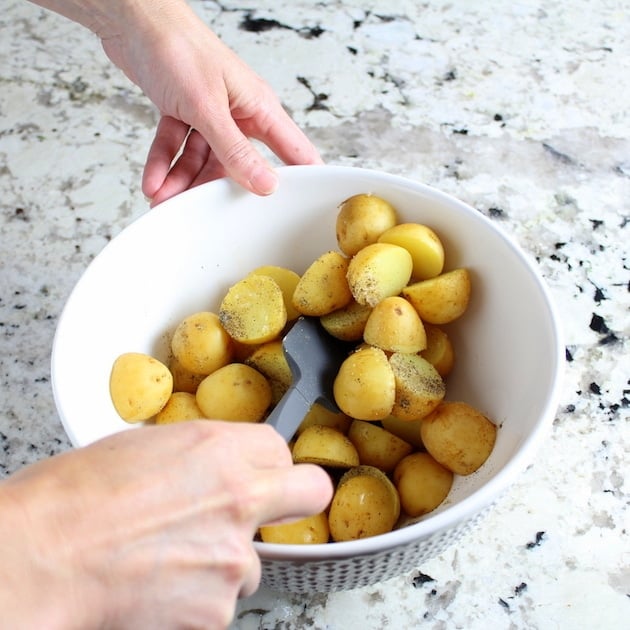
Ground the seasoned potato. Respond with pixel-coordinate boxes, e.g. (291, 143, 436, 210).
(219, 275, 287, 344)
(320, 300, 372, 342)
(336, 193, 398, 256)
(420, 324, 455, 378)
(393, 452, 453, 516)
(195, 363, 271, 422)
(292, 425, 359, 468)
(259, 512, 330, 544)
(292, 251, 353, 316)
(245, 340, 292, 405)
(346, 242, 413, 307)
(363, 295, 427, 353)
(333, 346, 396, 420)
(249, 265, 301, 321)
(347, 420, 413, 472)
(389, 352, 445, 421)
(155, 391, 206, 424)
(402, 268, 471, 324)
(381, 415, 425, 449)
(110, 352, 173, 423)
(377, 222, 444, 280)
(170, 311, 233, 376)
(420, 401, 497, 475)
(328, 466, 400, 542)
(297, 403, 352, 435)
(168, 356, 206, 394)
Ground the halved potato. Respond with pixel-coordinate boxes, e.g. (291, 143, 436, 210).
(420, 324, 455, 378)
(402, 268, 471, 324)
(168, 356, 206, 394)
(195, 363, 271, 422)
(389, 352, 445, 421)
(377, 222, 445, 281)
(347, 242, 413, 307)
(393, 452, 453, 517)
(245, 340, 292, 405)
(363, 295, 426, 353)
(320, 300, 372, 342)
(333, 346, 396, 420)
(292, 425, 359, 468)
(259, 512, 330, 544)
(219, 275, 287, 344)
(155, 391, 206, 424)
(420, 401, 497, 475)
(381, 415, 425, 449)
(292, 251, 353, 316)
(347, 420, 413, 472)
(336, 193, 398, 256)
(297, 403, 352, 435)
(248, 265, 302, 321)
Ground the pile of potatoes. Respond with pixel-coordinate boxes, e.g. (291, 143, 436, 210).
(109, 193, 497, 544)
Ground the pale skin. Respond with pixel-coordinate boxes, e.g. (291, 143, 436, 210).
(31, 0, 323, 204)
(2, 1, 331, 627)
(0, 422, 332, 629)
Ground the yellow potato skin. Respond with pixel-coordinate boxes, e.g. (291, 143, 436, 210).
(393, 452, 453, 517)
(109, 352, 173, 423)
(336, 193, 398, 256)
(292, 425, 359, 468)
(402, 268, 471, 325)
(249, 265, 302, 321)
(170, 311, 234, 376)
(155, 391, 206, 424)
(347, 420, 413, 472)
(420, 325, 455, 378)
(347, 242, 413, 307)
(320, 300, 372, 342)
(420, 401, 497, 475)
(195, 363, 272, 422)
(333, 346, 396, 420)
(363, 295, 427, 353)
(329, 466, 400, 542)
(378, 222, 445, 280)
(168, 356, 206, 394)
(259, 512, 330, 544)
(297, 403, 352, 436)
(219, 275, 287, 344)
(245, 340, 292, 405)
(292, 251, 353, 316)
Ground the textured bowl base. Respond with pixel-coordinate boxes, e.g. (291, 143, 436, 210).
(260, 509, 490, 593)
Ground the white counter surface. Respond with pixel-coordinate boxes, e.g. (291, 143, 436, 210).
(1, 2, 628, 628)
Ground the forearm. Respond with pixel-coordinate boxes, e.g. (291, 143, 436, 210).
(0, 470, 99, 629)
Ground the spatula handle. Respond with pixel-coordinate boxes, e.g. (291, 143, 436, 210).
(265, 384, 312, 441)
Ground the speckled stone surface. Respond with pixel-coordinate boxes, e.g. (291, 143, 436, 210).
(1, 1, 628, 628)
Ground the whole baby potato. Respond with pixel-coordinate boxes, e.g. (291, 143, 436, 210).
(292, 425, 359, 468)
(347, 242, 413, 307)
(259, 512, 330, 544)
(393, 452, 453, 517)
(389, 352, 445, 421)
(109, 352, 173, 423)
(336, 193, 398, 256)
(402, 268, 471, 324)
(333, 346, 396, 420)
(170, 311, 234, 376)
(320, 300, 373, 342)
(328, 466, 401, 542)
(347, 420, 413, 472)
(377, 222, 445, 280)
(155, 391, 206, 424)
(248, 265, 302, 321)
(219, 275, 287, 344)
(420, 401, 497, 475)
(292, 250, 353, 316)
(363, 295, 427, 353)
(195, 363, 272, 422)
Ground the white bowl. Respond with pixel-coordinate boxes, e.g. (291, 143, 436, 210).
(51, 165, 563, 593)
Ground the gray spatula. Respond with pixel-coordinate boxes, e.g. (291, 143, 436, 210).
(265, 316, 350, 441)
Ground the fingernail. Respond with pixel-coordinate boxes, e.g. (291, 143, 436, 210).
(250, 167, 278, 195)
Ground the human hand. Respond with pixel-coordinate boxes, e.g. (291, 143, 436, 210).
(98, 0, 323, 205)
(0, 421, 332, 629)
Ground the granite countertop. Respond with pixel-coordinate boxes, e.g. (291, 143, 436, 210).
(1, 1, 628, 628)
